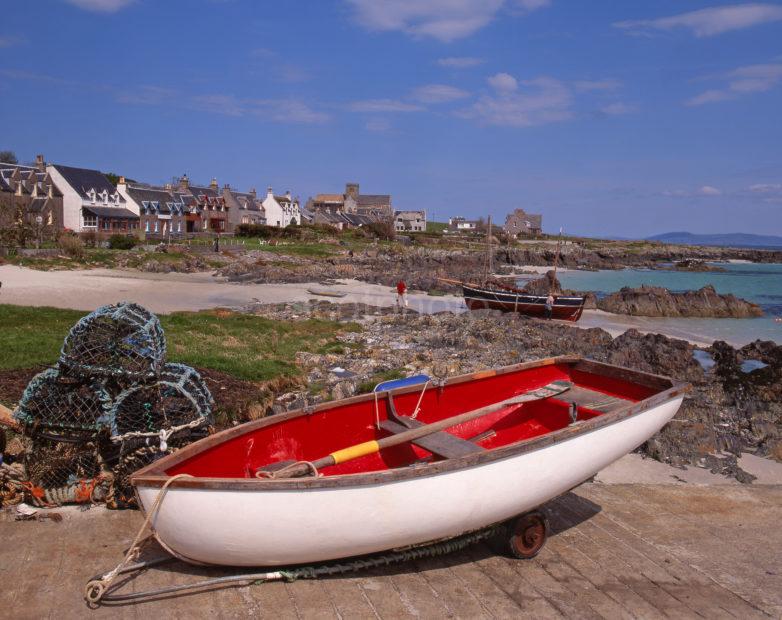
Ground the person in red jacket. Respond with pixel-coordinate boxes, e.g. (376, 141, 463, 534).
(396, 279, 408, 311)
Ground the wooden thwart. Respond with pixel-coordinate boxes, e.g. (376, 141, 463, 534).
(379, 418, 485, 459)
(553, 385, 633, 414)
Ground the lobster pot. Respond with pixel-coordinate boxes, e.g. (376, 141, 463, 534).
(110, 363, 214, 439)
(24, 437, 105, 506)
(109, 431, 209, 509)
(59, 302, 166, 381)
(14, 368, 111, 438)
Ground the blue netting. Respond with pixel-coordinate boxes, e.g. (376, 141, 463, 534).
(8, 303, 213, 509)
(14, 368, 112, 436)
(59, 302, 166, 381)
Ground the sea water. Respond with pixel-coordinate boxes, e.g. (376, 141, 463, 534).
(544, 263, 782, 345)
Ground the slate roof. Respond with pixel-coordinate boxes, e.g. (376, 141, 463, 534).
(82, 206, 138, 219)
(52, 164, 124, 201)
(357, 194, 391, 207)
(189, 185, 220, 199)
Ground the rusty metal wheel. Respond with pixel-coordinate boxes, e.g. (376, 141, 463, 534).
(508, 511, 548, 559)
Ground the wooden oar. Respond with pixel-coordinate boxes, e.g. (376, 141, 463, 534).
(261, 380, 572, 479)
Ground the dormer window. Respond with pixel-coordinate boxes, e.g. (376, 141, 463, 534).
(88, 189, 96, 204)
(101, 190, 109, 205)
(114, 194, 120, 206)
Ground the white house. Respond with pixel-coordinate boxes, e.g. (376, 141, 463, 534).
(394, 210, 426, 232)
(262, 186, 300, 227)
(47, 164, 137, 233)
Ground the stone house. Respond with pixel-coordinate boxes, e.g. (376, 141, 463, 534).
(262, 186, 300, 227)
(117, 180, 186, 239)
(47, 162, 138, 234)
(0, 156, 64, 240)
(504, 208, 542, 237)
(174, 175, 230, 233)
(223, 185, 265, 227)
(309, 182, 393, 220)
(394, 210, 426, 232)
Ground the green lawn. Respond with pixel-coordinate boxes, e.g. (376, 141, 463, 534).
(0, 305, 359, 381)
(426, 221, 448, 233)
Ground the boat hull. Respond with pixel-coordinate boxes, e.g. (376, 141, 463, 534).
(462, 285, 585, 321)
(137, 396, 682, 567)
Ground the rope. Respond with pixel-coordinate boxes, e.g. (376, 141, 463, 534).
(410, 381, 430, 420)
(86, 521, 506, 604)
(84, 473, 192, 604)
(255, 460, 320, 480)
(374, 391, 380, 430)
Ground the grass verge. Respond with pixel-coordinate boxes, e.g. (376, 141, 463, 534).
(0, 304, 360, 382)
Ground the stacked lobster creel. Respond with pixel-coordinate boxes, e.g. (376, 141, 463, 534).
(10, 302, 214, 509)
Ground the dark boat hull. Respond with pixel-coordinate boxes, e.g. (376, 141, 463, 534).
(463, 284, 585, 321)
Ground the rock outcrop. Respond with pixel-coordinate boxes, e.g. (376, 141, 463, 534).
(597, 285, 763, 318)
(230, 300, 781, 480)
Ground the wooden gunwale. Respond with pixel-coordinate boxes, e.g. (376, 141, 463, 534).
(132, 356, 690, 491)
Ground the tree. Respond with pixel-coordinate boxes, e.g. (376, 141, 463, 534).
(102, 172, 136, 186)
(0, 150, 18, 165)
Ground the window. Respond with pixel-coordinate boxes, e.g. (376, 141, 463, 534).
(102, 220, 110, 231)
(83, 213, 97, 228)
(154, 221, 159, 233)
(114, 194, 119, 206)
(145, 220, 150, 233)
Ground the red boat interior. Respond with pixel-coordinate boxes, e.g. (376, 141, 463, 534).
(167, 362, 661, 479)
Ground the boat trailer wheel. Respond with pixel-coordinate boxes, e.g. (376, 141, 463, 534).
(507, 511, 548, 559)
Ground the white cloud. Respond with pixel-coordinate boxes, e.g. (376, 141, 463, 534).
(0, 36, 23, 48)
(686, 62, 782, 105)
(614, 4, 782, 38)
(344, 0, 548, 42)
(460, 75, 573, 127)
(411, 84, 470, 103)
(365, 118, 392, 132)
(437, 56, 484, 68)
(749, 183, 782, 193)
(64, 0, 135, 12)
(348, 99, 424, 112)
(574, 79, 621, 92)
(662, 186, 723, 197)
(116, 85, 177, 106)
(600, 102, 636, 115)
(487, 72, 518, 92)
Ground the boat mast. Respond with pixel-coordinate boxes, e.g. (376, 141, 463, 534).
(551, 227, 563, 294)
(484, 215, 492, 283)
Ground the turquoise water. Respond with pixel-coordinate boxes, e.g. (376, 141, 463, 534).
(531, 263, 782, 345)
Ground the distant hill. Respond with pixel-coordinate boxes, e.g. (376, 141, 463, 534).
(647, 232, 782, 249)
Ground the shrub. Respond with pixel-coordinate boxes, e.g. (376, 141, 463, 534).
(59, 233, 84, 258)
(81, 230, 97, 248)
(365, 220, 396, 241)
(108, 234, 137, 250)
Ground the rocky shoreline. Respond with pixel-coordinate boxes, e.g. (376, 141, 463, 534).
(231, 300, 780, 482)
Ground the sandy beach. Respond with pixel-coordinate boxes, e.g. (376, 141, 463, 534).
(0, 264, 755, 346)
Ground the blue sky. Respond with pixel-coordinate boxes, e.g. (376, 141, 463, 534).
(1, 0, 781, 236)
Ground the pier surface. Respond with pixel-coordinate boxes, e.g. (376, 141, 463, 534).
(1, 483, 780, 618)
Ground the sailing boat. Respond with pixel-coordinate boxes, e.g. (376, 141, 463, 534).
(456, 221, 586, 322)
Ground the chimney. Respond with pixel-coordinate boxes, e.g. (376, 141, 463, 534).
(164, 182, 173, 191)
(210, 177, 218, 190)
(267, 185, 273, 196)
(286, 190, 291, 200)
(179, 174, 190, 190)
(346, 182, 359, 199)
(118, 175, 126, 186)
(249, 187, 257, 199)
(35, 154, 46, 172)
(223, 183, 230, 189)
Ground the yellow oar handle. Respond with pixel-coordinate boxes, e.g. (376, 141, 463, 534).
(330, 440, 380, 465)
